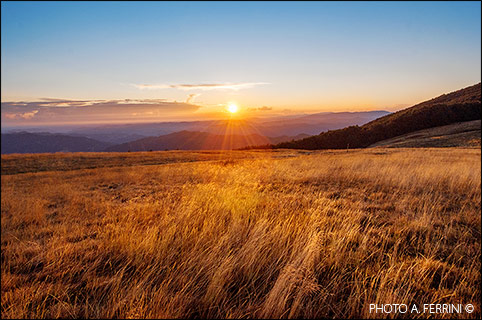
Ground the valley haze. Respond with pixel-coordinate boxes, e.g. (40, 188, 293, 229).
(1, 111, 390, 153)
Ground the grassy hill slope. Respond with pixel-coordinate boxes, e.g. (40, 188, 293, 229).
(369, 120, 481, 148)
(274, 83, 481, 150)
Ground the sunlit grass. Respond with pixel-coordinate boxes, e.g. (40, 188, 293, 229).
(1, 148, 480, 318)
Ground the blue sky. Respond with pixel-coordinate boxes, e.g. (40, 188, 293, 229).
(1, 1, 481, 124)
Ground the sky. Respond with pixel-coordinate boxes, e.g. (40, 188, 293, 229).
(1, 1, 481, 126)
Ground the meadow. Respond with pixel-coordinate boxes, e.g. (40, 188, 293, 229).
(1, 148, 480, 318)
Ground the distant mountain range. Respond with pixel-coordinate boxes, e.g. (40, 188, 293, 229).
(1, 132, 112, 154)
(273, 83, 481, 150)
(191, 111, 391, 137)
(1, 110, 387, 154)
(2, 111, 389, 142)
(0, 131, 311, 154)
(105, 131, 310, 152)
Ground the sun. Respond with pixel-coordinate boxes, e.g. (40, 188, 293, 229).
(227, 103, 238, 114)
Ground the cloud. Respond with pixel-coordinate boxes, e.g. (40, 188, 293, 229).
(4, 110, 39, 119)
(258, 106, 272, 111)
(1, 99, 200, 124)
(186, 93, 201, 104)
(133, 82, 269, 91)
(247, 106, 273, 112)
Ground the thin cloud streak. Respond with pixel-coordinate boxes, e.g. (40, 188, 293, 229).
(133, 82, 269, 91)
(4, 110, 39, 120)
(185, 93, 201, 104)
(2, 98, 201, 125)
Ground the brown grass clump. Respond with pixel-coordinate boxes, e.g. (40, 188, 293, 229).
(1, 148, 480, 318)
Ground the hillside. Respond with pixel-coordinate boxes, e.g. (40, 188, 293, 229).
(106, 131, 309, 152)
(1, 132, 112, 154)
(369, 120, 481, 148)
(274, 83, 481, 150)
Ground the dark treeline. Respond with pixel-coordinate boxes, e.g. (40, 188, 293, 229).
(268, 83, 481, 150)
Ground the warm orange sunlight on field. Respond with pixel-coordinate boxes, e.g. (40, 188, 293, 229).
(1, 148, 480, 319)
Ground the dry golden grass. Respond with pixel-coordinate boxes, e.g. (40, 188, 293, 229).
(369, 120, 481, 148)
(1, 148, 480, 318)
(1, 150, 301, 175)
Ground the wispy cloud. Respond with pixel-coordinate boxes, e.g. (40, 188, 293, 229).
(133, 82, 269, 91)
(185, 93, 201, 104)
(4, 110, 39, 120)
(247, 106, 273, 112)
(258, 106, 272, 111)
(1, 99, 200, 124)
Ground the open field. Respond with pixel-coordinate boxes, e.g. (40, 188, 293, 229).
(0, 149, 308, 175)
(1, 148, 480, 318)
